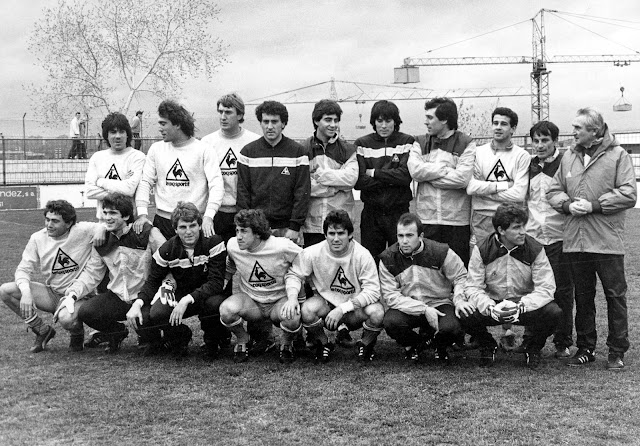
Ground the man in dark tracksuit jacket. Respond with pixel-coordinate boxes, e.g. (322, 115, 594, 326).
(134, 203, 227, 359)
(236, 100, 310, 244)
(355, 100, 415, 259)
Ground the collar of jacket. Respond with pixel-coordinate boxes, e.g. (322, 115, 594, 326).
(313, 132, 339, 147)
(572, 124, 616, 159)
(371, 131, 398, 143)
(490, 140, 514, 152)
(401, 239, 425, 259)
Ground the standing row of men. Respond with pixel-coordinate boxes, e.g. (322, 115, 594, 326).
(2, 94, 636, 371)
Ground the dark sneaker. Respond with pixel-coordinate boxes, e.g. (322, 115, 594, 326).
(357, 341, 376, 362)
(435, 347, 450, 363)
(607, 353, 625, 371)
(525, 350, 541, 369)
(336, 327, 356, 347)
(142, 341, 165, 357)
(171, 326, 192, 359)
(104, 331, 128, 354)
(279, 344, 296, 364)
(84, 331, 107, 348)
(479, 345, 497, 367)
(30, 325, 56, 353)
(68, 333, 84, 352)
(202, 343, 220, 361)
(567, 348, 595, 367)
(404, 345, 420, 362)
(314, 341, 335, 364)
(233, 343, 249, 363)
(248, 337, 277, 356)
(465, 336, 480, 350)
(555, 347, 571, 359)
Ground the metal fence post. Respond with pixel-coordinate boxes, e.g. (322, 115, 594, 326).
(2, 133, 5, 186)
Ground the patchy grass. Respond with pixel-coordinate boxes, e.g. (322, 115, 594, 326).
(1, 207, 640, 445)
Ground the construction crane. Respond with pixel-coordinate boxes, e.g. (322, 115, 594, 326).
(394, 9, 640, 123)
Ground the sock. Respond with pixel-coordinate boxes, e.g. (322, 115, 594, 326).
(25, 314, 46, 335)
(361, 322, 382, 346)
(280, 323, 301, 346)
(303, 319, 328, 345)
(221, 317, 249, 345)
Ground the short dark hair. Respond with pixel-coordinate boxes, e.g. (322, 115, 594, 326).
(424, 97, 458, 130)
(158, 100, 195, 138)
(255, 101, 289, 126)
(529, 120, 559, 141)
(492, 107, 518, 128)
(217, 93, 246, 123)
(101, 112, 133, 147)
(136, 111, 143, 116)
(312, 100, 343, 130)
(492, 203, 528, 232)
(102, 193, 134, 224)
(234, 209, 271, 240)
(171, 202, 202, 229)
(44, 200, 76, 225)
(370, 100, 402, 132)
(322, 210, 354, 235)
(397, 212, 423, 235)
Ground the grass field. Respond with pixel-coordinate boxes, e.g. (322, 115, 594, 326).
(1, 207, 640, 445)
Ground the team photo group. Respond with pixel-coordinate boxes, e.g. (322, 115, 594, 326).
(1, 92, 635, 371)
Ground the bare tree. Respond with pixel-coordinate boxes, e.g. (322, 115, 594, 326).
(458, 99, 500, 138)
(27, 0, 228, 122)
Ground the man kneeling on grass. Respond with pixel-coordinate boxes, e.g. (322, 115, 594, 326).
(219, 209, 303, 363)
(130, 202, 228, 359)
(379, 212, 469, 364)
(285, 210, 384, 363)
(0, 200, 105, 353)
(462, 203, 561, 368)
(62, 193, 166, 353)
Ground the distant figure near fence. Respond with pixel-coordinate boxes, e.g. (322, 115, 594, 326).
(68, 112, 86, 159)
(131, 111, 143, 151)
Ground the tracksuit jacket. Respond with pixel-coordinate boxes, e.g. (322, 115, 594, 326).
(547, 127, 637, 254)
(465, 234, 555, 316)
(137, 231, 227, 306)
(66, 223, 165, 302)
(354, 131, 415, 212)
(526, 149, 564, 245)
(409, 131, 476, 225)
(302, 134, 358, 234)
(378, 239, 467, 315)
(237, 136, 310, 231)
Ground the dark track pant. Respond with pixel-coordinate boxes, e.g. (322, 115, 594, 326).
(423, 224, 471, 266)
(77, 291, 159, 344)
(461, 302, 561, 351)
(384, 304, 462, 348)
(360, 206, 408, 259)
(567, 252, 628, 354)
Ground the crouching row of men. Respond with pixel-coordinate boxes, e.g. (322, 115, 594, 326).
(1, 193, 560, 368)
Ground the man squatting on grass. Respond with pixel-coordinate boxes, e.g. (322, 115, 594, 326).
(462, 203, 562, 368)
(0, 200, 105, 353)
(285, 209, 384, 363)
(131, 202, 228, 359)
(378, 212, 469, 363)
(62, 193, 166, 353)
(219, 209, 303, 364)
(548, 107, 637, 370)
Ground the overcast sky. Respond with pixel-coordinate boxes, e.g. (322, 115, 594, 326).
(1, 0, 639, 138)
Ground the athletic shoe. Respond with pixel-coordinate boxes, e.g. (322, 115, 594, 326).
(279, 344, 295, 364)
(142, 341, 165, 357)
(314, 341, 335, 364)
(567, 348, 595, 367)
(525, 350, 541, 369)
(68, 333, 84, 352)
(479, 345, 497, 367)
(435, 347, 450, 363)
(84, 331, 107, 348)
(499, 330, 516, 352)
(233, 343, 249, 363)
(30, 325, 56, 353)
(555, 347, 571, 359)
(336, 327, 356, 348)
(248, 337, 278, 356)
(404, 345, 420, 362)
(607, 353, 625, 371)
(357, 341, 376, 362)
(104, 331, 128, 354)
